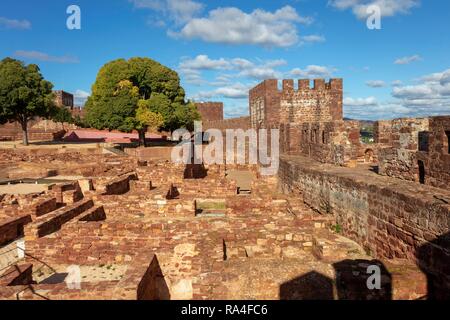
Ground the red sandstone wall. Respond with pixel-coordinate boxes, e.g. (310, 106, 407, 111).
(0, 119, 68, 141)
(378, 116, 450, 189)
(249, 80, 281, 128)
(0, 215, 32, 246)
(195, 102, 224, 122)
(374, 120, 393, 145)
(279, 120, 360, 165)
(278, 156, 450, 294)
(249, 79, 343, 129)
(202, 116, 251, 131)
(303, 120, 359, 165)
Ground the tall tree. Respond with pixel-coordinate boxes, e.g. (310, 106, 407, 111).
(50, 106, 74, 131)
(135, 99, 165, 146)
(0, 58, 55, 145)
(84, 57, 199, 144)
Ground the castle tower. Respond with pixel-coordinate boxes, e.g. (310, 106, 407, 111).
(194, 102, 224, 122)
(249, 79, 343, 128)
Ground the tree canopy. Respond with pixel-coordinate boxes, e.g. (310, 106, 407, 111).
(0, 57, 55, 145)
(84, 57, 200, 139)
(50, 106, 74, 130)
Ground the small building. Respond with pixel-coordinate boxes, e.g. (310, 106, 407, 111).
(53, 90, 74, 109)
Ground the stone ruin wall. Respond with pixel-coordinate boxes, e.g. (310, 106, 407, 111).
(196, 79, 450, 297)
(195, 102, 224, 122)
(376, 116, 450, 189)
(246, 78, 358, 166)
(283, 123, 360, 166)
(249, 78, 343, 129)
(279, 79, 343, 124)
(0, 119, 68, 142)
(279, 120, 361, 166)
(1, 79, 448, 299)
(202, 116, 251, 132)
(278, 156, 450, 296)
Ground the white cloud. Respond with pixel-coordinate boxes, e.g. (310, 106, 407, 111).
(132, 3, 317, 47)
(366, 80, 386, 88)
(231, 58, 254, 70)
(392, 69, 450, 104)
(356, 68, 448, 118)
(344, 96, 378, 106)
(238, 67, 281, 80)
(236, 59, 286, 80)
(224, 104, 249, 118)
(348, 68, 450, 119)
(192, 83, 251, 100)
(0, 17, 31, 30)
(329, 0, 420, 19)
(392, 84, 434, 99)
(74, 90, 90, 106)
(180, 55, 231, 71)
(420, 69, 450, 84)
(290, 65, 337, 78)
(345, 102, 412, 120)
(14, 50, 79, 64)
(179, 55, 287, 84)
(263, 59, 288, 68)
(300, 35, 326, 44)
(130, 0, 203, 24)
(394, 54, 422, 65)
(172, 6, 313, 47)
(214, 86, 249, 99)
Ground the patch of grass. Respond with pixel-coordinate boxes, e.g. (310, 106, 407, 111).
(196, 200, 226, 210)
(331, 224, 342, 234)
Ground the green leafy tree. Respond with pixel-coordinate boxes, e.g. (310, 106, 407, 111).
(73, 114, 86, 128)
(136, 99, 165, 144)
(0, 58, 55, 145)
(172, 101, 201, 131)
(85, 57, 195, 145)
(50, 107, 73, 130)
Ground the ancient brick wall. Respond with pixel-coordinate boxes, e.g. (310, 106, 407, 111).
(249, 80, 280, 128)
(374, 120, 393, 145)
(0, 215, 32, 246)
(278, 156, 450, 294)
(249, 79, 343, 128)
(53, 90, 74, 108)
(97, 172, 137, 195)
(378, 116, 450, 189)
(195, 102, 224, 122)
(420, 116, 450, 189)
(202, 116, 251, 131)
(301, 121, 359, 165)
(0, 120, 66, 142)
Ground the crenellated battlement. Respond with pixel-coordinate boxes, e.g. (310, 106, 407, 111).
(249, 78, 343, 127)
(250, 79, 342, 97)
(281, 78, 342, 93)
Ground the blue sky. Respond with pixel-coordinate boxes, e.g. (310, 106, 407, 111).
(1, 0, 449, 120)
